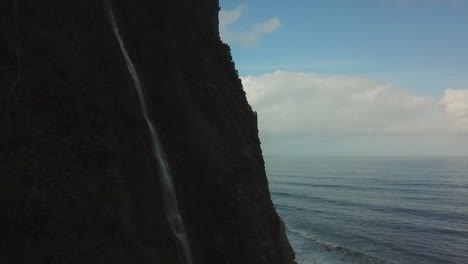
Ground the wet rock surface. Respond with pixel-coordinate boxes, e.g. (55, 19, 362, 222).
(0, 1, 295, 263)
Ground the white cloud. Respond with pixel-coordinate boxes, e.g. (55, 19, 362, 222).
(219, 4, 281, 47)
(219, 4, 245, 30)
(442, 89, 468, 135)
(242, 71, 468, 137)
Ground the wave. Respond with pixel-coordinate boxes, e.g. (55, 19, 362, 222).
(272, 191, 468, 223)
(285, 226, 393, 264)
(269, 179, 468, 194)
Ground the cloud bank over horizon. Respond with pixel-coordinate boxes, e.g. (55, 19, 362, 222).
(242, 71, 468, 139)
(219, 0, 468, 155)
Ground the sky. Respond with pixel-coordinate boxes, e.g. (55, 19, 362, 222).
(219, 0, 468, 156)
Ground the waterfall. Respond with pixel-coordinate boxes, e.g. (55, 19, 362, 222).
(103, 1, 194, 264)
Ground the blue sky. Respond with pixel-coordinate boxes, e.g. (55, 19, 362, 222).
(219, 0, 468, 155)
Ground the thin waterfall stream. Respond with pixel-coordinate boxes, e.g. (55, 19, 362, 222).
(104, 1, 194, 264)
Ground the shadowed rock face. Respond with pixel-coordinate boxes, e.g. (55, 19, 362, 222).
(0, 1, 296, 264)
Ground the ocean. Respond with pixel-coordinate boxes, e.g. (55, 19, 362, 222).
(265, 156, 468, 264)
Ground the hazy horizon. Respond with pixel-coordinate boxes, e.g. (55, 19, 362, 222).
(219, 0, 468, 156)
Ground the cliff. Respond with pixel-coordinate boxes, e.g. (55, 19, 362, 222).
(0, 1, 295, 263)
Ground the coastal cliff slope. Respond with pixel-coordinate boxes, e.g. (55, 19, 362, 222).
(0, 0, 296, 263)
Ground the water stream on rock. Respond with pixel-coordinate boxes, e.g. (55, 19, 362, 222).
(104, 1, 194, 263)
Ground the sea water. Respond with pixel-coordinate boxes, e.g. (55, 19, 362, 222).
(266, 156, 468, 264)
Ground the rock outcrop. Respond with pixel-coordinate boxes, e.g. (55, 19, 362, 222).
(0, 0, 296, 263)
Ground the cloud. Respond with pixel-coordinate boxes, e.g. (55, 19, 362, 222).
(242, 71, 468, 137)
(219, 4, 281, 47)
(442, 89, 468, 135)
(219, 4, 245, 30)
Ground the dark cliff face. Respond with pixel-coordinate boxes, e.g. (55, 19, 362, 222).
(0, 1, 295, 263)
